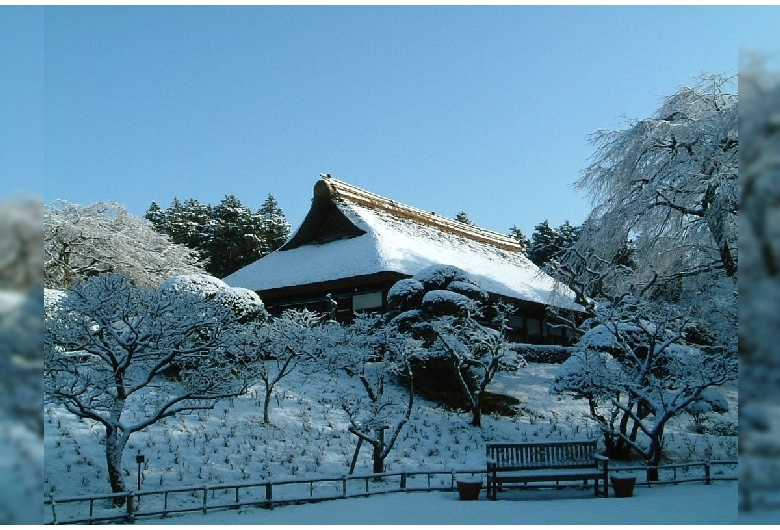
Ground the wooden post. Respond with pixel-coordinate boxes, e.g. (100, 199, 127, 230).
(349, 437, 363, 475)
(125, 493, 134, 523)
(704, 461, 711, 485)
(265, 483, 273, 510)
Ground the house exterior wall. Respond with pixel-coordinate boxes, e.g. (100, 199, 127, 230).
(258, 272, 576, 346)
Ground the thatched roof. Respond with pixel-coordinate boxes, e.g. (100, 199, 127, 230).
(223, 176, 580, 311)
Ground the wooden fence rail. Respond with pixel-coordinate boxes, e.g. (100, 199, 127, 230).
(43, 461, 737, 525)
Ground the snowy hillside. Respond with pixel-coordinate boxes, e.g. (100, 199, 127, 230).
(44, 361, 737, 523)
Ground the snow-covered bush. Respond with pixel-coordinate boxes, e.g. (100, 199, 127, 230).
(421, 289, 475, 317)
(386, 278, 425, 312)
(387, 265, 522, 427)
(509, 343, 572, 364)
(413, 264, 470, 291)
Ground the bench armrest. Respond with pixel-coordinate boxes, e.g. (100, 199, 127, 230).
(594, 454, 609, 462)
(486, 457, 496, 465)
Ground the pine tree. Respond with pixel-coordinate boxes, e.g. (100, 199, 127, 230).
(454, 211, 473, 225)
(508, 225, 530, 254)
(146, 193, 291, 279)
(527, 220, 580, 268)
(258, 194, 291, 252)
(527, 220, 559, 267)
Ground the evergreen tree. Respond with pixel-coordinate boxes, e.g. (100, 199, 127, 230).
(146, 193, 291, 279)
(201, 195, 265, 279)
(527, 220, 559, 267)
(527, 220, 580, 268)
(454, 211, 473, 225)
(258, 194, 291, 252)
(508, 225, 530, 254)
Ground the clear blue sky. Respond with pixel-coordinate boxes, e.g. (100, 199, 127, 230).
(38, 5, 743, 236)
(0, 6, 43, 199)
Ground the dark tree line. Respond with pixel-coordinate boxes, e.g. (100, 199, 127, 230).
(146, 194, 291, 279)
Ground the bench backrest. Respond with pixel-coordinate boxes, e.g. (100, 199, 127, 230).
(486, 440, 599, 470)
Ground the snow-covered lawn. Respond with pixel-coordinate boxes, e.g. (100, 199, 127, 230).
(44, 362, 738, 524)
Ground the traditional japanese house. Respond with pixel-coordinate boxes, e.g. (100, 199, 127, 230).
(223, 175, 583, 344)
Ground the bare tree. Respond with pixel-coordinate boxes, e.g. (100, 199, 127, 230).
(44, 274, 251, 498)
(334, 313, 423, 474)
(45, 201, 203, 290)
(238, 309, 325, 424)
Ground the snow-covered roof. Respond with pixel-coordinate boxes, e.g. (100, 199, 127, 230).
(224, 176, 581, 311)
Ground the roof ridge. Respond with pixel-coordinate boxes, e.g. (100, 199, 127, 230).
(319, 175, 523, 253)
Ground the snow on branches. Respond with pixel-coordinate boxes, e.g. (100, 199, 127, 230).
(551, 297, 736, 469)
(44, 273, 252, 496)
(559, 74, 737, 308)
(45, 201, 203, 290)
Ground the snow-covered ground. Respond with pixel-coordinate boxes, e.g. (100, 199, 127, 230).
(145, 481, 739, 525)
(44, 362, 739, 524)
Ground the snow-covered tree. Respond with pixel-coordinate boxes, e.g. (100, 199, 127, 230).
(557, 74, 737, 306)
(546, 76, 739, 449)
(237, 309, 325, 424)
(454, 211, 473, 225)
(508, 225, 530, 254)
(258, 194, 292, 251)
(551, 297, 736, 477)
(387, 265, 522, 427)
(45, 201, 204, 290)
(333, 313, 423, 474)
(0, 197, 43, 291)
(738, 56, 780, 508)
(0, 197, 43, 436)
(147, 194, 291, 279)
(526, 220, 579, 269)
(44, 273, 252, 498)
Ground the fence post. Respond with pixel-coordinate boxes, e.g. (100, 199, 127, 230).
(125, 493, 134, 523)
(202, 486, 208, 514)
(400, 472, 407, 491)
(265, 483, 273, 510)
(49, 498, 57, 525)
(704, 461, 711, 485)
(342, 476, 348, 498)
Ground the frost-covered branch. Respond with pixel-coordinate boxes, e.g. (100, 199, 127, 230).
(44, 273, 252, 497)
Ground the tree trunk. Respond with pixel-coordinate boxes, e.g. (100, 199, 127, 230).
(704, 184, 737, 278)
(646, 428, 665, 482)
(105, 426, 128, 505)
(471, 394, 482, 427)
(262, 384, 273, 424)
(372, 443, 384, 475)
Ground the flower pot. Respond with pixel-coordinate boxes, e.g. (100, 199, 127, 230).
(457, 479, 482, 501)
(610, 474, 636, 498)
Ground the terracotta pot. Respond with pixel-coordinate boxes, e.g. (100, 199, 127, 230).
(457, 480, 482, 501)
(610, 474, 637, 498)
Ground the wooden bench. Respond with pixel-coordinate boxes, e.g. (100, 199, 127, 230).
(486, 440, 609, 500)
